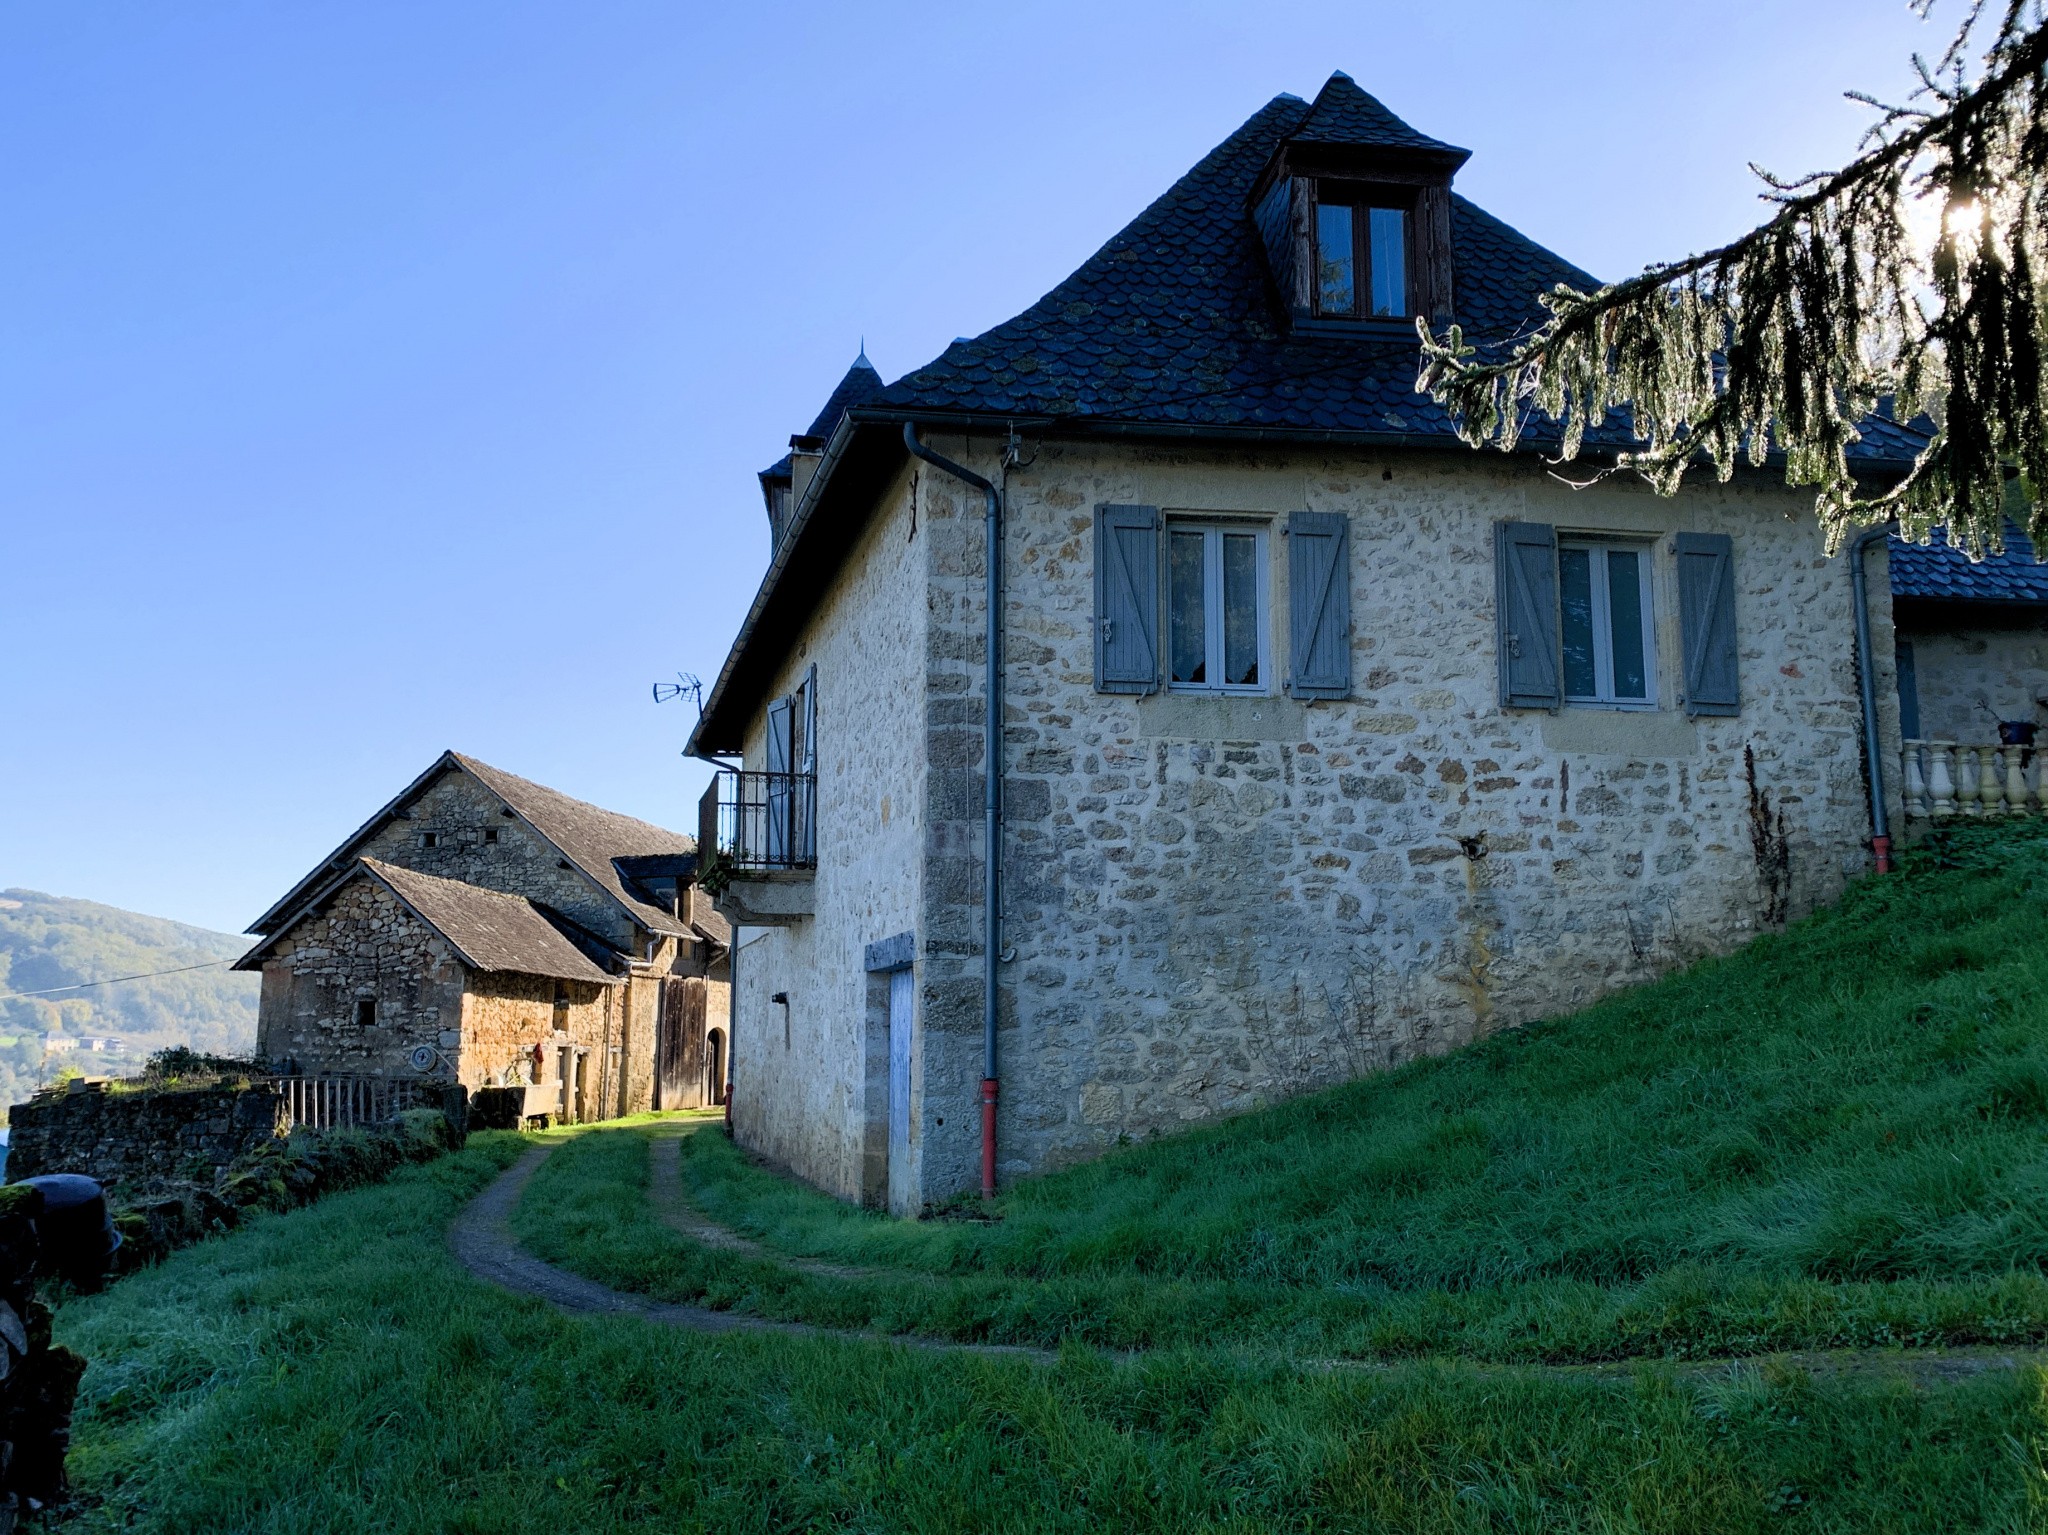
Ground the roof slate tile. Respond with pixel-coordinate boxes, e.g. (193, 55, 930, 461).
(862, 80, 1923, 465)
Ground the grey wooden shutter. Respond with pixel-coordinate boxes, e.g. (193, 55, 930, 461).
(1495, 520, 1561, 709)
(1676, 532, 1739, 716)
(798, 664, 818, 859)
(764, 695, 793, 864)
(1286, 511, 1351, 698)
(1095, 504, 1162, 694)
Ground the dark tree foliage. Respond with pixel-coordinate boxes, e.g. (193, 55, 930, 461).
(1419, 1, 2048, 557)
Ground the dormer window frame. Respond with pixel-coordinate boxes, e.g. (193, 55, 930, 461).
(1310, 180, 1416, 322)
(1248, 134, 1465, 334)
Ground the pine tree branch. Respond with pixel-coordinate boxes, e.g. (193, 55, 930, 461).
(1417, 3, 2048, 559)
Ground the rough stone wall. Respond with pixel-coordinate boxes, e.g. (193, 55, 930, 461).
(730, 459, 927, 1203)
(7, 1083, 287, 1187)
(728, 435, 1901, 1209)
(254, 878, 468, 1078)
(977, 440, 1897, 1191)
(358, 771, 640, 951)
(457, 974, 612, 1101)
(1896, 608, 2048, 740)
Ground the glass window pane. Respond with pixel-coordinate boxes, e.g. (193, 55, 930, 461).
(1316, 204, 1355, 314)
(1169, 530, 1207, 684)
(1559, 546, 1596, 698)
(1369, 208, 1407, 316)
(1606, 549, 1647, 699)
(1221, 533, 1259, 685)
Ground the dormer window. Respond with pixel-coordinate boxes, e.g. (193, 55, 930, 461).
(1246, 77, 1468, 331)
(1313, 192, 1408, 318)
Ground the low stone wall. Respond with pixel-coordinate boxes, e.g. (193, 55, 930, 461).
(6, 1084, 288, 1188)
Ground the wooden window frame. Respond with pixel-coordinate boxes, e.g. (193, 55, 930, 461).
(1558, 538, 1659, 712)
(1311, 183, 1414, 320)
(1165, 518, 1272, 696)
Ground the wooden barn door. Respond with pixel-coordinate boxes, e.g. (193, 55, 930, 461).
(655, 978, 707, 1109)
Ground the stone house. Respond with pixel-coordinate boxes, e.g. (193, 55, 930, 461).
(1892, 520, 2048, 742)
(238, 752, 730, 1117)
(1889, 518, 2048, 824)
(688, 74, 1920, 1212)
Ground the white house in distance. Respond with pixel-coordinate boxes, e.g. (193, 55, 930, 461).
(690, 74, 1919, 1213)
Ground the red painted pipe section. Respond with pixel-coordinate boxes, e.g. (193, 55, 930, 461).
(1872, 835, 1892, 874)
(980, 1078, 999, 1198)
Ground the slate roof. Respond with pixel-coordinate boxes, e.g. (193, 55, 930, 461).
(690, 74, 1932, 754)
(862, 80, 1928, 464)
(247, 752, 695, 941)
(1891, 520, 2048, 604)
(450, 755, 695, 938)
(760, 353, 889, 483)
(236, 859, 618, 984)
(1287, 71, 1468, 158)
(358, 861, 615, 982)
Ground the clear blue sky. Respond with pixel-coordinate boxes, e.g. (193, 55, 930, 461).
(3, 1, 1935, 934)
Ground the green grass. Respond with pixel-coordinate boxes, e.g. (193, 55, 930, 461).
(54, 1131, 2048, 1531)
(521, 821, 2048, 1361)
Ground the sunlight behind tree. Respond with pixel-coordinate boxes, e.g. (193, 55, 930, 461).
(1420, 0, 2048, 559)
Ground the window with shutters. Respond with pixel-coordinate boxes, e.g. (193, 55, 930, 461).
(1166, 520, 1269, 693)
(1558, 540, 1658, 710)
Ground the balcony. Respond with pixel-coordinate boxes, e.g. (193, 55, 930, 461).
(1901, 739, 2047, 820)
(699, 769, 816, 925)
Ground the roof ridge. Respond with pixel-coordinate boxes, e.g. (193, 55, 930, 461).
(1286, 72, 1467, 158)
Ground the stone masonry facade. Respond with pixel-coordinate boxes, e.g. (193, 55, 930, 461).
(1897, 612, 2048, 742)
(256, 878, 471, 1077)
(357, 774, 639, 951)
(247, 757, 728, 1120)
(729, 435, 1904, 1211)
(732, 456, 927, 1200)
(255, 876, 616, 1089)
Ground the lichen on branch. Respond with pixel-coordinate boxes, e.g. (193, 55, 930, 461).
(1418, 0, 2048, 558)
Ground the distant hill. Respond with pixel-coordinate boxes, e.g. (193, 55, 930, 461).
(0, 889, 257, 1108)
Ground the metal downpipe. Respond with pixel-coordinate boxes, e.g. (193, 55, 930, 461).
(1849, 523, 1894, 872)
(903, 423, 1002, 1198)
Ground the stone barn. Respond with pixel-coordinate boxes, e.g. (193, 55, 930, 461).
(238, 752, 730, 1117)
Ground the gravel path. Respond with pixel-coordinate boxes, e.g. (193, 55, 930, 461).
(452, 1134, 2048, 1387)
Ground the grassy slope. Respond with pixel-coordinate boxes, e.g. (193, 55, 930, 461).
(531, 821, 2048, 1359)
(58, 1133, 2044, 1533)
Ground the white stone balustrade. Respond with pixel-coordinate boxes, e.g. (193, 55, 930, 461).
(1901, 740, 2046, 818)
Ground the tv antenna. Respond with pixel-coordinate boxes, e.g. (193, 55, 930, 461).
(653, 672, 703, 713)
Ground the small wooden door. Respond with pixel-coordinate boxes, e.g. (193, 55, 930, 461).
(886, 967, 914, 1207)
(655, 978, 706, 1109)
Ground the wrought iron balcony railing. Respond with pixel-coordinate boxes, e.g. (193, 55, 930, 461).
(699, 769, 818, 873)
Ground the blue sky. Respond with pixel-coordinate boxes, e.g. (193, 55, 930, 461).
(2, 1, 1937, 933)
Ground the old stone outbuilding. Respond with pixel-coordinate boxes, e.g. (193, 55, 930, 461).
(1891, 519, 2048, 744)
(238, 752, 729, 1118)
(689, 74, 1925, 1212)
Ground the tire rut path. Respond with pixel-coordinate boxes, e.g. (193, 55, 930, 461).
(452, 1135, 2048, 1388)
(448, 1143, 1050, 1360)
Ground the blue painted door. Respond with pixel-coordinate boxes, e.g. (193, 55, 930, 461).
(887, 967, 913, 1208)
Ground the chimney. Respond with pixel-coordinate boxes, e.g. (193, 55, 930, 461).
(788, 433, 826, 512)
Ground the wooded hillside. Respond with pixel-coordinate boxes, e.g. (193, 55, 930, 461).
(0, 889, 256, 1107)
